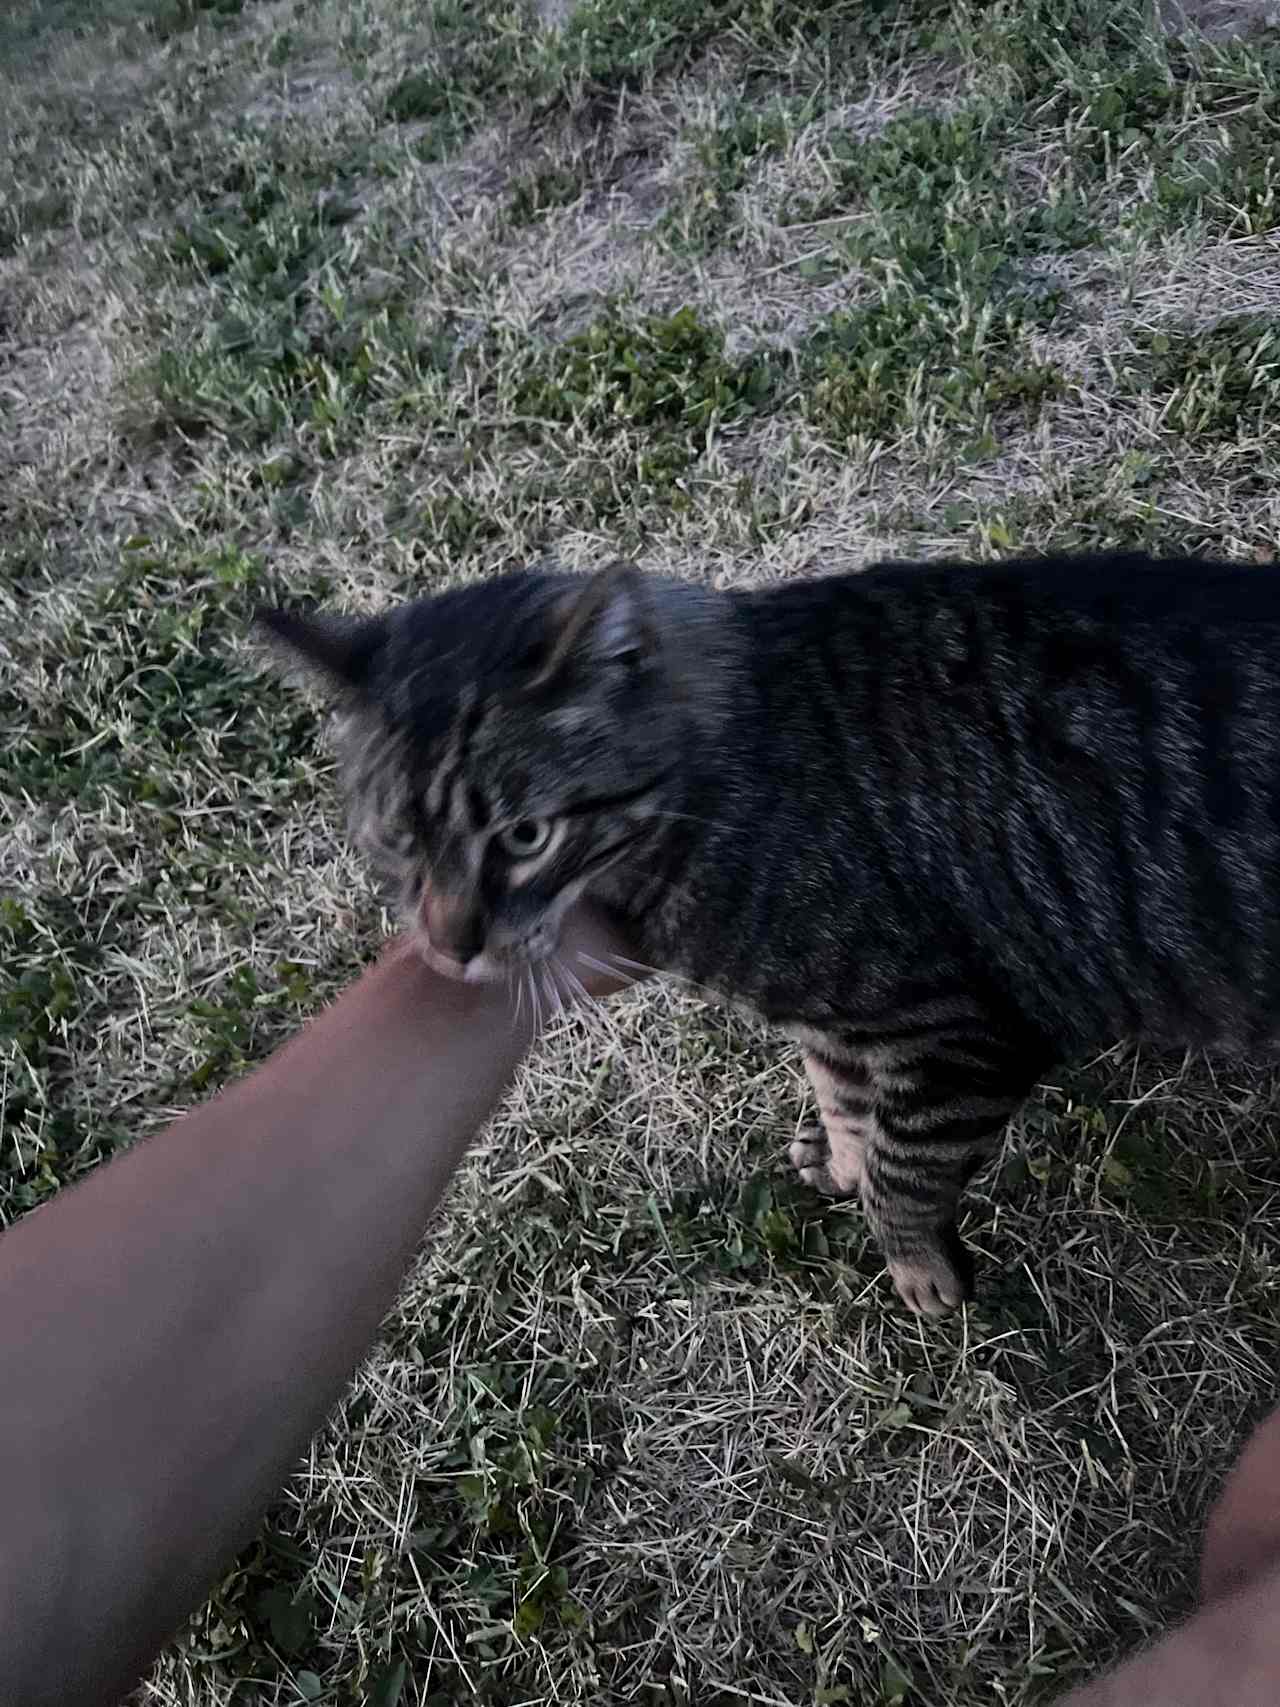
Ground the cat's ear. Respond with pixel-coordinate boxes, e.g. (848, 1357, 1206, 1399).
(254, 606, 387, 696)
(530, 561, 654, 691)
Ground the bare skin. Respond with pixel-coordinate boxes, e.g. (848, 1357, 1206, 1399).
(1199, 1406, 1280, 1605)
(0, 909, 632, 1707)
(1055, 1402, 1280, 1706)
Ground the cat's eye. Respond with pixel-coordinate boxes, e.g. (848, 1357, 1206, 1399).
(497, 818, 555, 860)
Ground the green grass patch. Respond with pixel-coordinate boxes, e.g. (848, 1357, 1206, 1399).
(1117, 316, 1280, 439)
(767, 105, 1086, 450)
(510, 305, 778, 503)
(660, 96, 813, 253)
(382, 0, 540, 139)
(786, 104, 1098, 256)
(550, 0, 739, 90)
(144, 133, 444, 452)
(1150, 59, 1280, 235)
(800, 283, 1063, 447)
(965, 4, 1280, 239)
(664, 1169, 864, 1278)
(951, 454, 1227, 558)
(136, 218, 455, 452)
(1, 539, 308, 807)
(515, 305, 775, 432)
(1081, 34, 1280, 239)
(540, 0, 954, 115)
(961, 0, 1178, 101)
(0, 534, 344, 1222)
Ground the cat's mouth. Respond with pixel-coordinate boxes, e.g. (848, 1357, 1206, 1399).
(409, 885, 545, 986)
(407, 872, 589, 988)
(412, 932, 507, 986)
(409, 884, 501, 984)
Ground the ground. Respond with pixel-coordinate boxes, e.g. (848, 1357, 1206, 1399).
(4, 0, 1280, 1702)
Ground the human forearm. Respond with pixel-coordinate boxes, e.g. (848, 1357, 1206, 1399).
(0, 941, 534, 1707)
(1054, 1564, 1280, 1707)
(1056, 1400, 1280, 1707)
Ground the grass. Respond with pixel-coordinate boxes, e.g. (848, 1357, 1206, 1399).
(1117, 314, 1280, 437)
(5, 0, 1280, 1701)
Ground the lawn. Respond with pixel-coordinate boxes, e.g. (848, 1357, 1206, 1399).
(4, 0, 1280, 1701)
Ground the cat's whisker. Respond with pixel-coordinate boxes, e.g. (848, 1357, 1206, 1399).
(594, 944, 721, 1003)
(537, 963, 562, 1025)
(548, 958, 576, 1017)
(555, 955, 594, 1010)
(574, 950, 641, 988)
(599, 951, 665, 977)
(560, 954, 628, 1044)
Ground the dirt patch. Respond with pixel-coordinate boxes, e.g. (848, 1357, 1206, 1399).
(1, 324, 114, 471)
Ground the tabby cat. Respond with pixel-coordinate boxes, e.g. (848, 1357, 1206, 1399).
(260, 553, 1280, 1316)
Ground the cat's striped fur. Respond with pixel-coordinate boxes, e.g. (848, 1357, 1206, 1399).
(261, 553, 1280, 1314)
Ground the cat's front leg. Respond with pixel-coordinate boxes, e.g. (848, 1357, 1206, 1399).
(868, 1030, 1048, 1316)
(794, 1029, 1046, 1318)
(793, 1045, 971, 1312)
(791, 1051, 873, 1197)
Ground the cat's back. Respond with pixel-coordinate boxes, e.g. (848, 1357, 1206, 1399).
(735, 551, 1280, 755)
(744, 551, 1280, 649)
(714, 553, 1280, 1047)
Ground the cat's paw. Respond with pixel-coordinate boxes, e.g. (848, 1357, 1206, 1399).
(789, 1124, 860, 1198)
(886, 1230, 974, 1318)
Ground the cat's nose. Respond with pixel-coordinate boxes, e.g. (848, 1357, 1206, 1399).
(419, 890, 485, 967)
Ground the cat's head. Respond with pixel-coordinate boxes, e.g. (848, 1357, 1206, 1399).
(258, 562, 713, 983)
